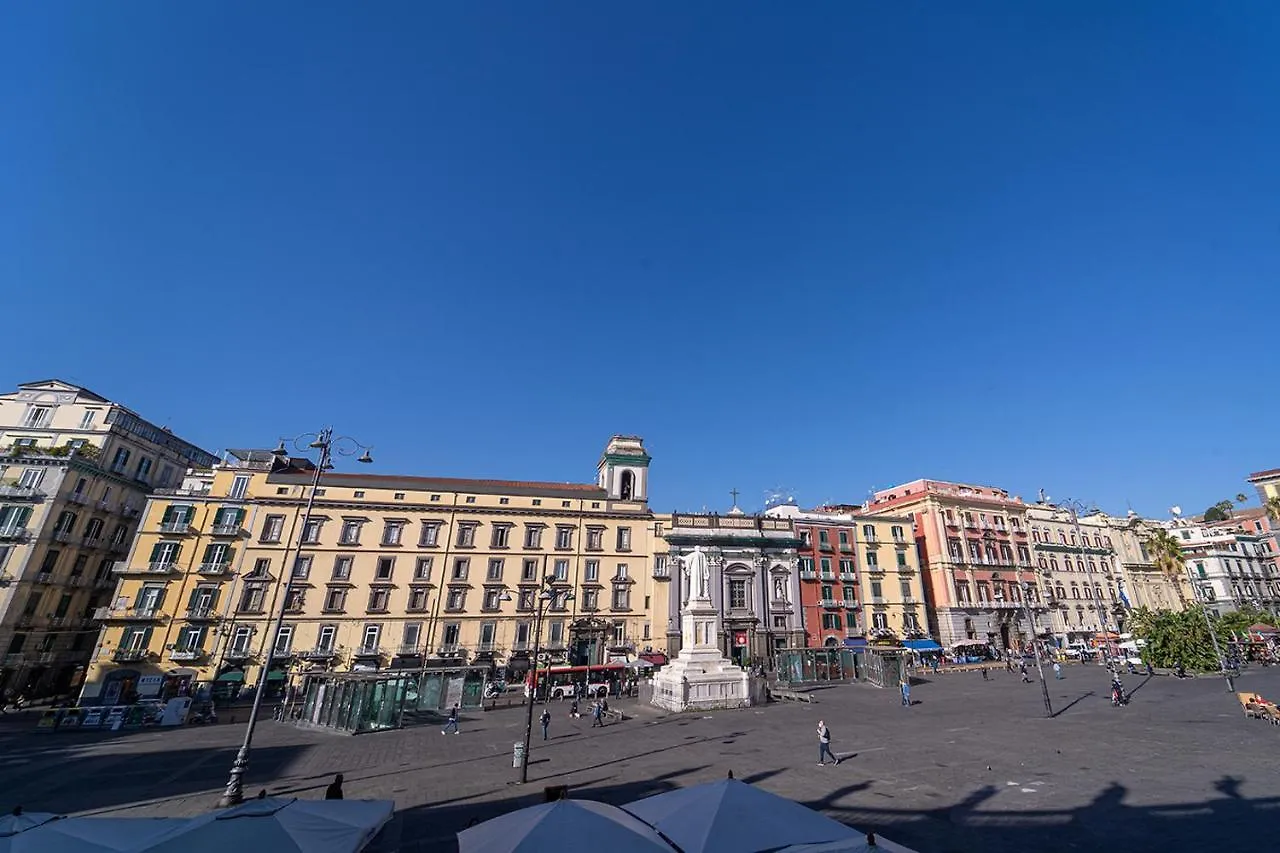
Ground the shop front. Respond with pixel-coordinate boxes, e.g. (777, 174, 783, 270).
(296, 666, 487, 735)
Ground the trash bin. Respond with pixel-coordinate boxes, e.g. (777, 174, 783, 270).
(513, 741, 526, 768)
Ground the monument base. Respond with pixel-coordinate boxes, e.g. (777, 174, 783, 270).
(651, 655, 751, 713)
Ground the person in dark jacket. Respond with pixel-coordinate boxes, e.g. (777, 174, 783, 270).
(325, 774, 344, 800)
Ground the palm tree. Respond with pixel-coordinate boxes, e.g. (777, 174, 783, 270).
(1145, 527, 1188, 610)
(1236, 493, 1249, 505)
(1265, 495, 1280, 525)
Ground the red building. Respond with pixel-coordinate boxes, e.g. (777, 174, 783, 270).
(765, 503, 862, 648)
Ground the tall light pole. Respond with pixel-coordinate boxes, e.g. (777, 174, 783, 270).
(1186, 564, 1235, 693)
(1021, 581, 1053, 717)
(1060, 500, 1114, 666)
(217, 428, 372, 808)
(519, 569, 573, 784)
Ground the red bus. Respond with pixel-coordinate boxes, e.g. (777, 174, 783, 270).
(526, 663, 626, 700)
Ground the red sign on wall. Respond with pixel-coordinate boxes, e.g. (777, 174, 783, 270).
(735, 633, 748, 645)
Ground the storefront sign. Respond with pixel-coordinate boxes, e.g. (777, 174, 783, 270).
(137, 675, 163, 697)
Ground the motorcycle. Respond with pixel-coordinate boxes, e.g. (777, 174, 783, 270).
(483, 680, 508, 699)
(1111, 681, 1127, 707)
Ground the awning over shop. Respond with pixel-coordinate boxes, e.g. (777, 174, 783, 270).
(639, 652, 668, 666)
(842, 638, 868, 648)
(216, 671, 244, 683)
(266, 670, 287, 681)
(903, 639, 943, 651)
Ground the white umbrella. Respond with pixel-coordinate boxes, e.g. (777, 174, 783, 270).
(139, 798, 394, 853)
(0, 817, 187, 853)
(626, 779, 858, 853)
(459, 799, 675, 853)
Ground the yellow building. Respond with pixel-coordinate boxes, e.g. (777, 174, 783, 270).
(850, 511, 929, 642)
(0, 379, 216, 700)
(80, 436, 657, 704)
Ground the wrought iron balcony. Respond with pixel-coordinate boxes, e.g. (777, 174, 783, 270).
(158, 521, 194, 534)
(112, 648, 151, 662)
(0, 526, 30, 541)
(65, 491, 90, 506)
(298, 647, 339, 660)
(185, 606, 221, 621)
(839, 572, 857, 582)
(169, 648, 207, 661)
(353, 645, 385, 658)
(96, 606, 167, 622)
(211, 523, 245, 537)
(197, 562, 233, 576)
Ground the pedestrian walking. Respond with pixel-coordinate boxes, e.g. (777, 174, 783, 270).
(569, 698, 580, 719)
(981, 667, 989, 682)
(900, 677, 911, 707)
(1053, 661, 1063, 680)
(540, 708, 551, 740)
(441, 705, 460, 735)
(591, 701, 604, 728)
(325, 774, 344, 800)
(1019, 662, 1031, 684)
(817, 720, 839, 765)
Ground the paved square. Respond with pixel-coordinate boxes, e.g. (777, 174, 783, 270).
(2, 664, 1278, 852)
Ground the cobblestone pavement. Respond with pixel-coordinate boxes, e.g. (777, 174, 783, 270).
(3, 663, 1279, 853)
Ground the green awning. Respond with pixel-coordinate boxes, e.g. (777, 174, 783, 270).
(266, 671, 287, 681)
(216, 671, 245, 682)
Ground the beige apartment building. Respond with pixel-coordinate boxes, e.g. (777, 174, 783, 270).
(79, 436, 659, 705)
(1026, 503, 1128, 645)
(0, 380, 217, 699)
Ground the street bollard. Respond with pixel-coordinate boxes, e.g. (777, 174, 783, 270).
(512, 741, 526, 769)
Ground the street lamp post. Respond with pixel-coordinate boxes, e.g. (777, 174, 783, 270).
(1061, 501, 1115, 667)
(216, 428, 372, 808)
(1021, 581, 1054, 717)
(519, 570, 573, 784)
(1186, 567, 1235, 693)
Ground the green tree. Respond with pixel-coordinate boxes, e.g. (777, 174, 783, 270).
(1203, 505, 1229, 522)
(1128, 607, 1218, 670)
(1144, 527, 1188, 609)
(1214, 606, 1274, 640)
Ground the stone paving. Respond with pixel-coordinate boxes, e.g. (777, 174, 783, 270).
(2, 662, 1279, 852)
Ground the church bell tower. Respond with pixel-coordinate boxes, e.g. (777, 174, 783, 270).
(597, 435, 650, 503)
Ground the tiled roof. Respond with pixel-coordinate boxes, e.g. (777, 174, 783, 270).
(1248, 468, 1280, 481)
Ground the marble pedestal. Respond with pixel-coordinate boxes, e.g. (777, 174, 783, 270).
(651, 599, 751, 712)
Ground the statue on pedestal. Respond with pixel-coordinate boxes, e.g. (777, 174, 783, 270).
(680, 546, 711, 602)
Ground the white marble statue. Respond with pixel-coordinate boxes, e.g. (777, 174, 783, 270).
(681, 546, 711, 601)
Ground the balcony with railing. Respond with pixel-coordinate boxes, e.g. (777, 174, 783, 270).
(298, 646, 340, 661)
(65, 491, 90, 506)
(169, 647, 207, 662)
(158, 521, 194, 535)
(51, 528, 75, 543)
(185, 605, 221, 621)
(352, 645, 385, 658)
(95, 606, 167, 622)
(112, 648, 152, 662)
(114, 561, 178, 576)
(0, 485, 43, 501)
(197, 561, 233, 576)
(799, 568, 817, 580)
(224, 646, 255, 661)
(0, 526, 30, 541)
(819, 598, 841, 608)
(844, 599, 860, 609)
(839, 571, 857, 582)
(35, 572, 53, 585)
(211, 523, 246, 537)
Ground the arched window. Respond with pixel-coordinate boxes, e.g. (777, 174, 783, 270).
(619, 470, 634, 500)
(1055, 585, 1066, 600)
(1077, 559, 1086, 572)
(1083, 586, 1093, 599)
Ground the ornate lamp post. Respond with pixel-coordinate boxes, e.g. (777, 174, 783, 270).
(216, 428, 372, 807)
(518, 569, 574, 784)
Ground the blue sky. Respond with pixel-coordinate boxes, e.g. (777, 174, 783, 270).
(3, 2, 1278, 519)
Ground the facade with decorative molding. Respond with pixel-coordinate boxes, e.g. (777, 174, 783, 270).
(79, 435, 661, 705)
(662, 510, 805, 665)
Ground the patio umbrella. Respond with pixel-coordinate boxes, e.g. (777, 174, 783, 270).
(0, 811, 60, 838)
(139, 798, 394, 853)
(0, 817, 187, 853)
(459, 799, 675, 853)
(778, 833, 919, 853)
(625, 779, 858, 853)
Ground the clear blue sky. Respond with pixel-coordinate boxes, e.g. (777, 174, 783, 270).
(3, 2, 1278, 519)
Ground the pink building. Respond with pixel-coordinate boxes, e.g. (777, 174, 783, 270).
(864, 480, 1041, 650)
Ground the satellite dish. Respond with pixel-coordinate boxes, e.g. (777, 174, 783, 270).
(1170, 506, 1182, 517)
